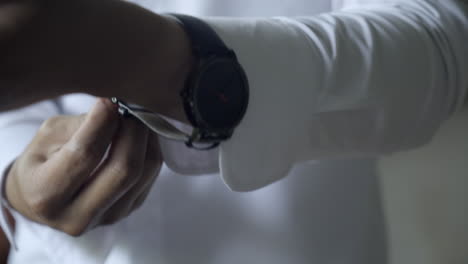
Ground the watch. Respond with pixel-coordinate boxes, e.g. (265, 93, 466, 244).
(112, 14, 249, 150)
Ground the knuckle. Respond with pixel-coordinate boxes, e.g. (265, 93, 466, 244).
(26, 194, 55, 218)
(110, 158, 141, 182)
(59, 222, 88, 237)
(109, 164, 137, 188)
(64, 142, 101, 162)
(24, 183, 64, 219)
(38, 116, 62, 135)
(110, 163, 130, 177)
(124, 157, 141, 172)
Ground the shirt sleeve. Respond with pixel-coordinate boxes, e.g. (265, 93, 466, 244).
(166, 0, 467, 191)
(0, 101, 62, 248)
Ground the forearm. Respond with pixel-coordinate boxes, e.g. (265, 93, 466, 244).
(0, 0, 191, 122)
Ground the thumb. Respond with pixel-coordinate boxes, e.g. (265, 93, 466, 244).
(71, 98, 120, 149)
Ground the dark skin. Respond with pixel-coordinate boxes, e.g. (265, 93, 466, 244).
(0, 0, 192, 121)
(0, 0, 194, 261)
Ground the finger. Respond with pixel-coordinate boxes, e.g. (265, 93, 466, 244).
(37, 99, 119, 206)
(99, 175, 157, 226)
(26, 114, 84, 164)
(130, 134, 162, 211)
(71, 117, 149, 224)
(99, 134, 162, 225)
(130, 171, 157, 211)
(68, 98, 119, 150)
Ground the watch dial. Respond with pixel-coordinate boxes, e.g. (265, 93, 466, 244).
(194, 58, 249, 130)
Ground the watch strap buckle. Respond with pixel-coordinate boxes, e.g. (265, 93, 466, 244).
(111, 98, 220, 150)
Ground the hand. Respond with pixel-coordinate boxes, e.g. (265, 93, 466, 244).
(0, 0, 192, 123)
(5, 99, 162, 236)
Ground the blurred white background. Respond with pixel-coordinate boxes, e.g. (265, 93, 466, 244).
(380, 107, 468, 264)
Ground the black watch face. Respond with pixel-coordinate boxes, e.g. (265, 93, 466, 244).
(193, 58, 249, 131)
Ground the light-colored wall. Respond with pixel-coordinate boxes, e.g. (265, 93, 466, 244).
(379, 107, 468, 264)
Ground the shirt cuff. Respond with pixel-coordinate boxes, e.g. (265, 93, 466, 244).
(201, 0, 468, 192)
(204, 17, 314, 192)
(158, 120, 220, 175)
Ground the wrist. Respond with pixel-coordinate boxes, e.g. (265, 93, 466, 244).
(154, 15, 194, 123)
(91, 13, 193, 123)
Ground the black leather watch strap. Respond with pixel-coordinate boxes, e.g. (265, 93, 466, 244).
(168, 14, 248, 149)
(169, 14, 234, 57)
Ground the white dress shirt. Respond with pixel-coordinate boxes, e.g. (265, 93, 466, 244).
(0, 0, 466, 263)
